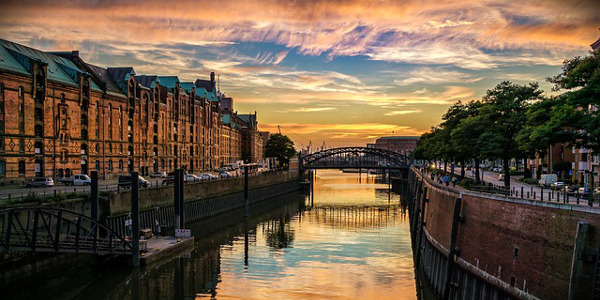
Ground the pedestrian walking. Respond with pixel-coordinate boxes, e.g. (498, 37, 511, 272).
(443, 174, 451, 186)
(452, 176, 457, 188)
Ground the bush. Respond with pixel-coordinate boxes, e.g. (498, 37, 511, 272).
(519, 178, 538, 185)
(509, 171, 524, 176)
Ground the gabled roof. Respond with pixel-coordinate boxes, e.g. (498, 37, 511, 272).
(179, 82, 195, 93)
(156, 76, 180, 91)
(107, 67, 135, 92)
(86, 63, 124, 95)
(51, 51, 120, 95)
(135, 75, 159, 89)
(0, 42, 29, 75)
(238, 114, 257, 129)
(0, 39, 84, 86)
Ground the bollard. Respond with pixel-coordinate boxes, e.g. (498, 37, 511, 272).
(174, 170, 181, 231)
(91, 171, 99, 222)
(527, 192, 530, 198)
(178, 169, 184, 228)
(244, 165, 249, 218)
(131, 171, 140, 267)
(54, 190, 56, 197)
(541, 188, 544, 201)
(576, 193, 580, 204)
(521, 187, 524, 199)
(533, 191, 536, 199)
(548, 191, 551, 202)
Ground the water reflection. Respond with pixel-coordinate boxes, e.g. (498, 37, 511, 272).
(1, 170, 416, 300)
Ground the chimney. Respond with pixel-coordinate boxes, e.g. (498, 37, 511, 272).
(72, 50, 79, 57)
(210, 72, 215, 91)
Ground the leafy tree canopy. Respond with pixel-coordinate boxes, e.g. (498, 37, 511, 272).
(265, 134, 296, 167)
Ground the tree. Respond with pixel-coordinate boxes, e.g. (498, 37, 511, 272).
(475, 81, 544, 187)
(450, 101, 485, 180)
(265, 134, 296, 168)
(548, 50, 600, 153)
(516, 97, 570, 178)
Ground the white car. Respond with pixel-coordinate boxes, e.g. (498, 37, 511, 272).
(200, 174, 217, 181)
(63, 174, 91, 186)
(184, 174, 200, 182)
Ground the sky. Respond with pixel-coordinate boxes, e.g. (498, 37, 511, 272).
(1, 0, 599, 148)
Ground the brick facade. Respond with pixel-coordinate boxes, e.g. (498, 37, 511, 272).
(0, 39, 266, 181)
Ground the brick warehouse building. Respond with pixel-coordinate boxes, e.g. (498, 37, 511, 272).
(0, 39, 266, 181)
(367, 136, 419, 156)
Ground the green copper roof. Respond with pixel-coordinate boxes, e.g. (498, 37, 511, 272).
(0, 43, 29, 75)
(222, 113, 232, 124)
(156, 76, 180, 90)
(0, 39, 82, 86)
(179, 82, 195, 93)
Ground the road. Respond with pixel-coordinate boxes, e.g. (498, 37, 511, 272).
(436, 166, 596, 207)
(0, 171, 235, 202)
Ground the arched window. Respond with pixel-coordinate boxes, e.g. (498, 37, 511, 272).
(95, 160, 100, 171)
(108, 160, 113, 171)
(60, 93, 65, 104)
(119, 160, 124, 171)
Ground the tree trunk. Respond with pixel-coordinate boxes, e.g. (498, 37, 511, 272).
(523, 157, 530, 179)
(461, 160, 465, 178)
(450, 162, 455, 176)
(475, 159, 481, 182)
(503, 157, 510, 188)
(444, 160, 447, 173)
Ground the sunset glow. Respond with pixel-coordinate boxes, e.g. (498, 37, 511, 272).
(2, 0, 598, 147)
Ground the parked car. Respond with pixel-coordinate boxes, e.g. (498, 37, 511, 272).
(220, 171, 233, 179)
(162, 176, 174, 185)
(23, 177, 54, 188)
(565, 185, 579, 195)
(118, 175, 149, 188)
(200, 173, 217, 181)
(60, 174, 92, 186)
(184, 174, 200, 182)
(150, 172, 167, 178)
(578, 187, 591, 196)
(550, 182, 567, 190)
(215, 167, 229, 172)
(538, 174, 558, 187)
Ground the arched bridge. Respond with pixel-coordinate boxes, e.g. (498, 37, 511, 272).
(0, 208, 131, 254)
(300, 147, 411, 170)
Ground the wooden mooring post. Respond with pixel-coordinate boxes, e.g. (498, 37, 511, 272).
(131, 171, 140, 267)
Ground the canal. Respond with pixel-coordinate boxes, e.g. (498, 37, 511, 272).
(2, 170, 417, 299)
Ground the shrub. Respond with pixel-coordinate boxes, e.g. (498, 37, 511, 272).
(520, 178, 538, 185)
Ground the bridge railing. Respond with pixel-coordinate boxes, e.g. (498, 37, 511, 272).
(0, 208, 131, 254)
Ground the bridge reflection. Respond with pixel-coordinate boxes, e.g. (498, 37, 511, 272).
(305, 204, 407, 230)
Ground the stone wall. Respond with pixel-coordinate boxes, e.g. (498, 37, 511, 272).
(105, 170, 299, 216)
(412, 168, 600, 300)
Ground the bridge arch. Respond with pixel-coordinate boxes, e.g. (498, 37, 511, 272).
(300, 147, 410, 170)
